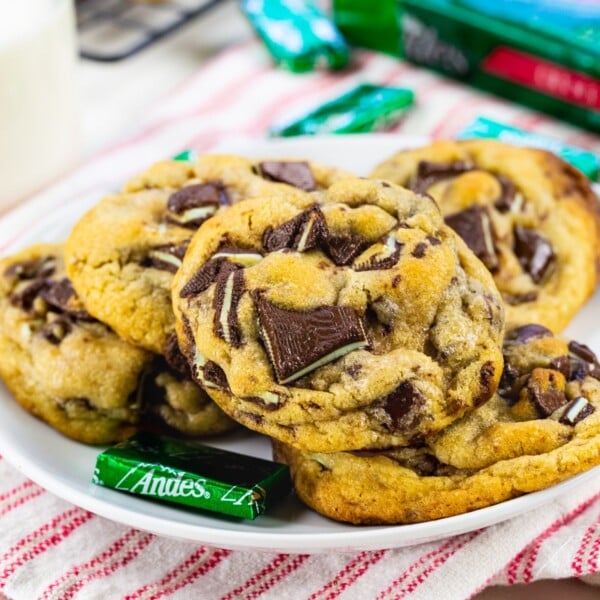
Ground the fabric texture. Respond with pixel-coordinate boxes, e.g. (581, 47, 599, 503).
(1, 42, 600, 600)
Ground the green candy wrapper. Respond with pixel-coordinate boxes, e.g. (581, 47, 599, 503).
(241, 0, 349, 72)
(271, 84, 414, 137)
(172, 149, 197, 163)
(92, 433, 291, 520)
(458, 117, 599, 181)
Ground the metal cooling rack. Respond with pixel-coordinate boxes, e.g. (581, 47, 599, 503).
(76, 0, 225, 62)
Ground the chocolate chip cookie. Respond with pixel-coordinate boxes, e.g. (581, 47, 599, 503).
(372, 140, 600, 332)
(172, 177, 505, 452)
(275, 324, 600, 524)
(65, 156, 351, 354)
(0, 244, 235, 443)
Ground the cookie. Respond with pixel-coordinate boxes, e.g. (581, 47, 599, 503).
(371, 140, 600, 332)
(274, 324, 600, 525)
(0, 244, 235, 443)
(65, 156, 351, 354)
(172, 177, 505, 452)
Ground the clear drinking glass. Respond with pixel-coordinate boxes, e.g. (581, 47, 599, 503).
(0, 0, 80, 212)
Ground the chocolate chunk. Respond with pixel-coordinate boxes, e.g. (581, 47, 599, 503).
(258, 161, 316, 191)
(380, 382, 425, 433)
(164, 333, 191, 377)
(514, 226, 556, 284)
(549, 356, 571, 378)
(325, 234, 369, 266)
(412, 242, 428, 258)
(180, 257, 242, 298)
(505, 324, 553, 344)
(213, 267, 245, 347)
(167, 183, 226, 228)
(498, 361, 522, 401)
(409, 160, 473, 194)
(262, 206, 327, 253)
(569, 358, 590, 382)
(5, 256, 56, 280)
(40, 315, 73, 344)
(493, 175, 519, 212)
(203, 360, 229, 390)
(525, 372, 568, 417)
(426, 236, 441, 246)
(10, 278, 47, 311)
(476, 361, 496, 406)
(41, 278, 92, 320)
(145, 242, 189, 273)
(353, 237, 403, 271)
(568, 341, 599, 365)
(244, 392, 284, 411)
(503, 291, 538, 305)
(212, 246, 263, 267)
(445, 205, 498, 271)
(255, 296, 369, 384)
(559, 396, 595, 425)
(588, 364, 600, 381)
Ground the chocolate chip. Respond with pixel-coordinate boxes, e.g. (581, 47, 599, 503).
(525, 372, 568, 417)
(262, 206, 327, 253)
(213, 267, 245, 347)
(353, 237, 403, 271)
(568, 341, 599, 365)
(325, 234, 370, 266)
(559, 396, 595, 426)
(380, 381, 425, 433)
(505, 324, 553, 344)
(476, 361, 496, 406)
(445, 205, 498, 271)
(426, 236, 441, 246)
(493, 175, 519, 212)
(409, 160, 473, 194)
(41, 279, 92, 320)
(549, 356, 571, 378)
(180, 257, 242, 298)
(513, 226, 556, 284)
(40, 315, 73, 344)
(10, 278, 48, 311)
(258, 161, 316, 191)
(167, 183, 226, 228)
(498, 361, 522, 401)
(412, 242, 428, 258)
(503, 291, 538, 305)
(5, 256, 56, 280)
(254, 296, 369, 384)
(164, 333, 191, 377)
(145, 242, 189, 273)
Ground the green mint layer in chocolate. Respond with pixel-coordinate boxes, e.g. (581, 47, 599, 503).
(92, 433, 291, 520)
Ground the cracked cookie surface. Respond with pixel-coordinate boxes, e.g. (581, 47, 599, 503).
(173, 177, 505, 452)
(0, 244, 235, 443)
(65, 156, 351, 354)
(274, 324, 600, 524)
(371, 140, 600, 332)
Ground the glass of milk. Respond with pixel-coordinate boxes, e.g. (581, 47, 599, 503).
(0, 0, 80, 212)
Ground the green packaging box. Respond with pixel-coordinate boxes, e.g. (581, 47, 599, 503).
(333, 0, 600, 132)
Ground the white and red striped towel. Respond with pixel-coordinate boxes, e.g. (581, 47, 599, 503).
(1, 42, 600, 599)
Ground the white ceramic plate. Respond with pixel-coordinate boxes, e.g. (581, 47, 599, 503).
(0, 134, 599, 553)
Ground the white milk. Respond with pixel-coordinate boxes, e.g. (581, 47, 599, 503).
(0, 0, 80, 211)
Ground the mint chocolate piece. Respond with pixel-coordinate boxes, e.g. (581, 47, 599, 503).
(145, 242, 189, 274)
(380, 381, 425, 433)
(326, 234, 369, 266)
(409, 160, 473, 194)
(505, 324, 552, 344)
(493, 175, 520, 213)
(255, 296, 368, 384)
(445, 205, 498, 271)
(514, 226, 555, 284)
(40, 315, 73, 345)
(525, 374, 568, 417)
(259, 161, 316, 192)
(167, 183, 227, 228)
(164, 333, 191, 377)
(213, 267, 245, 347)
(568, 341, 599, 365)
(10, 278, 48, 311)
(5, 256, 56, 280)
(353, 237, 403, 271)
(263, 206, 327, 253)
(41, 278, 92, 320)
(559, 397, 595, 426)
(180, 257, 240, 298)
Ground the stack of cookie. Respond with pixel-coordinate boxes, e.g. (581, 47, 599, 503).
(1, 139, 599, 524)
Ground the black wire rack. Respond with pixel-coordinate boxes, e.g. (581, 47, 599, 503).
(76, 0, 225, 62)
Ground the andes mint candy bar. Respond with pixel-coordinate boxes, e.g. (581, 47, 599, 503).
(353, 236, 402, 271)
(259, 161, 316, 191)
(559, 396, 595, 426)
(326, 234, 369, 266)
(409, 160, 473, 194)
(255, 296, 369, 384)
(513, 226, 556, 284)
(167, 184, 227, 228)
(213, 268, 245, 347)
(271, 84, 414, 137)
(262, 205, 327, 252)
(93, 432, 291, 520)
(445, 205, 499, 271)
(145, 243, 189, 274)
